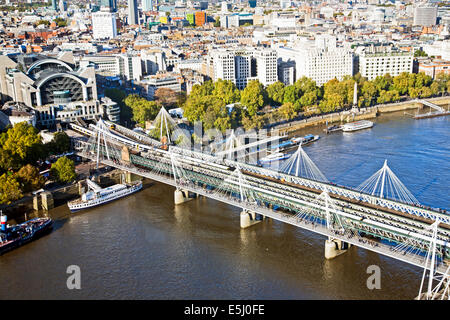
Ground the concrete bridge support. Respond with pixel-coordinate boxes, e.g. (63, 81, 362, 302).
(174, 189, 195, 205)
(41, 192, 54, 211)
(123, 171, 141, 184)
(324, 239, 351, 260)
(240, 210, 267, 229)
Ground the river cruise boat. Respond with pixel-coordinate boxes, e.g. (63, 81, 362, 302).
(259, 152, 290, 164)
(0, 213, 53, 255)
(342, 120, 374, 132)
(67, 179, 142, 212)
(291, 134, 320, 146)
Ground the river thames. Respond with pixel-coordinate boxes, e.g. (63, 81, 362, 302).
(0, 111, 448, 299)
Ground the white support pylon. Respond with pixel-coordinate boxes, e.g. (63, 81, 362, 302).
(417, 220, 450, 300)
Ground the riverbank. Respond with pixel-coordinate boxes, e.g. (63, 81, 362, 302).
(275, 96, 450, 134)
(0, 165, 123, 223)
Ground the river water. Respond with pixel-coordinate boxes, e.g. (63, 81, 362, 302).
(0, 111, 448, 300)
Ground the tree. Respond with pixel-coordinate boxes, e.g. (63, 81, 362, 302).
(278, 102, 297, 120)
(212, 79, 240, 105)
(154, 88, 178, 108)
(240, 80, 266, 116)
(414, 49, 428, 57)
(266, 81, 285, 105)
(15, 164, 45, 193)
(360, 81, 378, 107)
(35, 20, 50, 27)
(0, 122, 42, 167)
(283, 85, 301, 104)
(51, 157, 76, 184)
(124, 95, 161, 126)
(50, 132, 71, 155)
(0, 174, 22, 204)
(54, 17, 67, 27)
(214, 17, 221, 27)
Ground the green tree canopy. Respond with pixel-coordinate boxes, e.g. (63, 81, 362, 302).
(0, 174, 22, 204)
(124, 94, 161, 126)
(0, 122, 42, 167)
(212, 79, 240, 105)
(15, 164, 45, 193)
(240, 80, 266, 117)
(266, 81, 285, 105)
(51, 156, 76, 184)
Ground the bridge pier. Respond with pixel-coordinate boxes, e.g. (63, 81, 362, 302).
(122, 171, 141, 184)
(324, 239, 350, 260)
(174, 189, 195, 205)
(240, 210, 263, 229)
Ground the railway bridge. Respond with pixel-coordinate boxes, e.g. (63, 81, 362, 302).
(70, 119, 450, 299)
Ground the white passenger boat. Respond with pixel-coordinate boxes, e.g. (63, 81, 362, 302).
(259, 152, 290, 164)
(67, 179, 142, 212)
(342, 120, 374, 132)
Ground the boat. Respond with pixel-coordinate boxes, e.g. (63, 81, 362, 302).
(259, 152, 290, 164)
(342, 120, 374, 132)
(67, 179, 143, 212)
(291, 134, 320, 146)
(0, 212, 53, 255)
(324, 125, 343, 133)
(270, 139, 294, 152)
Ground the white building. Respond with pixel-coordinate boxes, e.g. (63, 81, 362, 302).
(413, 4, 438, 26)
(277, 41, 353, 86)
(92, 11, 117, 40)
(138, 75, 182, 99)
(255, 50, 278, 87)
(142, 0, 153, 11)
(79, 54, 142, 81)
(358, 46, 413, 80)
(210, 48, 277, 90)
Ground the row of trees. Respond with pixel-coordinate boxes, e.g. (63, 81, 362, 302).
(0, 123, 75, 205)
(181, 72, 450, 131)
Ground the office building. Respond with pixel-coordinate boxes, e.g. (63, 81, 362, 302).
(92, 11, 118, 39)
(359, 46, 413, 80)
(413, 4, 438, 26)
(128, 0, 139, 25)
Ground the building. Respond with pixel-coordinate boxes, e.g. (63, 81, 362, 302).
(138, 74, 182, 99)
(142, 0, 153, 11)
(413, 4, 438, 27)
(254, 50, 278, 87)
(92, 11, 117, 40)
(358, 45, 413, 80)
(0, 53, 97, 108)
(209, 48, 277, 90)
(277, 43, 354, 86)
(418, 59, 450, 79)
(0, 53, 109, 128)
(80, 54, 143, 81)
(128, 0, 139, 25)
(195, 11, 206, 26)
(99, 0, 117, 11)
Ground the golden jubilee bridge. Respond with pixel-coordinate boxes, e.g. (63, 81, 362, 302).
(70, 117, 450, 300)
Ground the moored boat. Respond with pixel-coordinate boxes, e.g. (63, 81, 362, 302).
(259, 152, 290, 164)
(0, 213, 53, 255)
(67, 179, 142, 212)
(342, 120, 374, 132)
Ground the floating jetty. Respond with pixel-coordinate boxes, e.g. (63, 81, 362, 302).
(413, 99, 450, 120)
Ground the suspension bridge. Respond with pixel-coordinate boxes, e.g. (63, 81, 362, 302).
(70, 114, 450, 300)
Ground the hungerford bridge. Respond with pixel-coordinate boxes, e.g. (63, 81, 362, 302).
(70, 115, 450, 300)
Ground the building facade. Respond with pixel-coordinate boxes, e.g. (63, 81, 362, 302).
(359, 46, 413, 80)
(92, 11, 117, 39)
